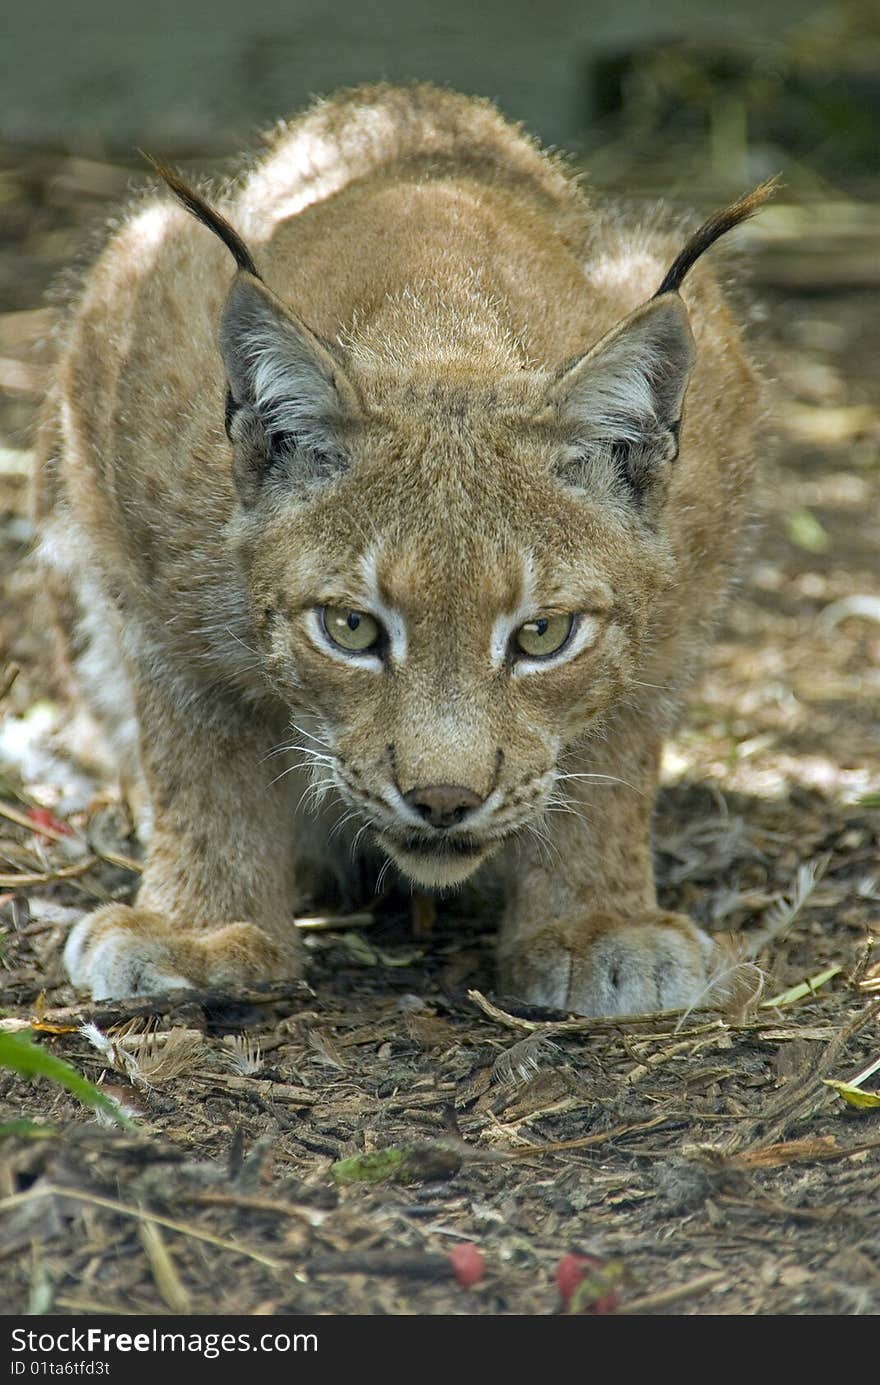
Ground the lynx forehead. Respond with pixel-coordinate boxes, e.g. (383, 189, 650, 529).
(38, 83, 771, 1012)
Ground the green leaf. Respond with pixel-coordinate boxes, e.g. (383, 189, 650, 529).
(375, 946, 423, 969)
(338, 932, 423, 969)
(569, 1259, 625, 1315)
(823, 1079, 880, 1110)
(785, 507, 830, 554)
(0, 1031, 135, 1127)
(330, 1143, 461, 1186)
(0, 1118, 55, 1140)
(761, 964, 841, 1009)
(339, 931, 382, 966)
(330, 1147, 408, 1184)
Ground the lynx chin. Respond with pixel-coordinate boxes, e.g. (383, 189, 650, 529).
(36, 83, 773, 1014)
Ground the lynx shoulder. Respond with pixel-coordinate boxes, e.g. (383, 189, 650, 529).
(37, 83, 772, 1012)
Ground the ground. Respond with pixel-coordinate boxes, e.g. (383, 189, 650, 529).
(0, 148, 879, 1316)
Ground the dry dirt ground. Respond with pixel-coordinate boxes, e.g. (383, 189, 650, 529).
(0, 149, 879, 1316)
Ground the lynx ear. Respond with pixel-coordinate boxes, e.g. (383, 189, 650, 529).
(547, 178, 779, 505)
(220, 275, 360, 506)
(547, 295, 695, 504)
(143, 156, 360, 505)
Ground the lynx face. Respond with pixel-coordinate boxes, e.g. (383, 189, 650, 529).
(233, 368, 675, 888)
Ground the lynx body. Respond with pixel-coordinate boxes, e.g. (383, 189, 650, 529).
(38, 84, 765, 1011)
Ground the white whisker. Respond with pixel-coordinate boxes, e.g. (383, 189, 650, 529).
(350, 823, 371, 860)
(523, 821, 561, 867)
(555, 770, 642, 794)
(375, 856, 394, 893)
(297, 775, 338, 813)
(223, 624, 259, 657)
(329, 809, 362, 841)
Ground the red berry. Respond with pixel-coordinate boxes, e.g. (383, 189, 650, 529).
(449, 1243, 485, 1288)
(557, 1253, 623, 1313)
(556, 1253, 591, 1302)
(26, 806, 73, 837)
(589, 1290, 621, 1315)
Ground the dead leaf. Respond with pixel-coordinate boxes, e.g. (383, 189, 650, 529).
(730, 1136, 838, 1168)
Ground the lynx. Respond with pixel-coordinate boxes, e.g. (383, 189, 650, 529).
(36, 83, 771, 1013)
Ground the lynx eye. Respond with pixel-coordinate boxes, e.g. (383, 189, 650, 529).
(514, 612, 574, 659)
(322, 606, 382, 653)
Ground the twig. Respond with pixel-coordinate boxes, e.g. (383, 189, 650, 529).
(175, 1191, 326, 1224)
(470, 991, 837, 1047)
(0, 1184, 285, 1270)
(0, 664, 20, 702)
(728, 1135, 880, 1169)
(0, 800, 76, 846)
(54, 1296, 146, 1316)
(725, 997, 880, 1153)
(310, 1252, 453, 1279)
(618, 1271, 724, 1315)
(846, 1054, 880, 1089)
(500, 1113, 673, 1157)
(188, 1071, 317, 1106)
(0, 800, 142, 874)
(138, 1218, 192, 1313)
(0, 858, 100, 888)
(622, 1036, 723, 1086)
(468, 989, 712, 1034)
(717, 1194, 845, 1224)
(38, 979, 314, 1028)
(92, 848, 143, 874)
(294, 910, 372, 931)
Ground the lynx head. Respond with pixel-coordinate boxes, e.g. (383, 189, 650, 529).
(152, 161, 774, 888)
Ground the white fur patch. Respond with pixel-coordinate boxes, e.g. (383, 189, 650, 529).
(360, 550, 407, 664)
(491, 555, 605, 677)
(300, 550, 408, 673)
(490, 554, 537, 669)
(513, 615, 601, 679)
(304, 608, 383, 672)
(565, 336, 666, 444)
(63, 916, 191, 1000)
(61, 915, 93, 987)
(248, 326, 338, 451)
(126, 203, 171, 252)
(558, 298, 694, 448)
(221, 280, 345, 476)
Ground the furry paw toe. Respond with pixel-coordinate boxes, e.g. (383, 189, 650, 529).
(505, 912, 725, 1017)
(64, 908, 295, 1000)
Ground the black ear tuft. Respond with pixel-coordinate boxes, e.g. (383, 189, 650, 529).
(142, 153, 262, 279)
(654, 177, 780, 298)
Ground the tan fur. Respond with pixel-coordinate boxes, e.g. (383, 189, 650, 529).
(38, 83, 764, 1011)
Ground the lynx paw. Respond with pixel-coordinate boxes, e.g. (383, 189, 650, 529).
(64, 905, 297, 1000)
(502, 911, 727, 1017)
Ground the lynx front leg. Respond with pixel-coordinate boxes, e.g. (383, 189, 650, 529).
(65, 683, 301, 999)
(498, 731, 727, 1016)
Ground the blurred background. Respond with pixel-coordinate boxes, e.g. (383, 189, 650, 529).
(1, 0, 877, 179)
(1, 0, 877, 187)
(1, 0, 878, 324)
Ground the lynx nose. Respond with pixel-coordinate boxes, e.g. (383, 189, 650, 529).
(404, 784, 484, 829)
